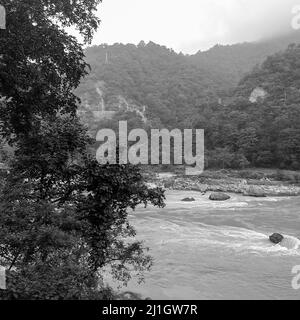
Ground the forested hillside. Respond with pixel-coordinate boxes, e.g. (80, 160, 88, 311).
(194, 44, 300, 170)
(190, 32, 300, 89)
(77, 41, 219, 128)
(77, 34, 300, 170)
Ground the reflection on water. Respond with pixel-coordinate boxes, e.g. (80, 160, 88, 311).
(116, 191, 300, 299)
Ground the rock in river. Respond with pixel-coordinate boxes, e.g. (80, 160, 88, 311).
(209, 192, 231, 201)
(181, 197, 196, 202)
(269, 233, 284, 244)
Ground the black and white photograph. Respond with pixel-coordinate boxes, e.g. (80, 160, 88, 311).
(0, 0, 300, 306)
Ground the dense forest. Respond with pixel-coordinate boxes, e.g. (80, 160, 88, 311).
(206, 44, 300, 170)
(77, 33, 300, 170)
(0, 0, 164, 300)
(77, 41, 219, 128)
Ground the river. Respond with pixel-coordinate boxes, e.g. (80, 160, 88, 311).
(120, 191, 300, 300)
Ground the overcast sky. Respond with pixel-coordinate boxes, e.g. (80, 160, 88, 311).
(86, 0, 299, 53)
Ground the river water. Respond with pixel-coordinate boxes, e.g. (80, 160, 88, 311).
(122, 191, 300, 300)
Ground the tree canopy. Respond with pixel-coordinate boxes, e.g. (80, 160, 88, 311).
(0, 0, 165, 300)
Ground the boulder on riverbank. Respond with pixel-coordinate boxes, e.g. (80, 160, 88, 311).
(181, 197, 196, 202)
(209, 192, 231, 201)
(243, 186, 267, 197)
(269, 233, 284, 244)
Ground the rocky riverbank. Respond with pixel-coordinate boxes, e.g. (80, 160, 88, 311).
(146, 170, 300, 197)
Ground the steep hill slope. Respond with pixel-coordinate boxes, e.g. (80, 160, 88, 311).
(190, 32, 300, 89)
(76, 42, 218, 128)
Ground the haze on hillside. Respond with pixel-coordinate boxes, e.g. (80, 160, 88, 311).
(88, 0, 299, 53)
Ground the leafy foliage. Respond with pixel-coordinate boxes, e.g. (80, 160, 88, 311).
(0, 0, 165, 300)
(0, 0, 101, 139)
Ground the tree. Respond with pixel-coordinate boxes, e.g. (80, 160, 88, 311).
(207, 147, 249, 169)
(0, 1, 165, 299)
(0, 0, 102, 139)
(237, 127, 258, 162)
(277, 128, 300, 169)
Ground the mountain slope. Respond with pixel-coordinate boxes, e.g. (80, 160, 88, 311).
(77, 42, 219, 128)
(77, 36, 300, 170)
(78, 32, 300, 127)
(195, 44, 300, 169)
(189, 32, 300, 90)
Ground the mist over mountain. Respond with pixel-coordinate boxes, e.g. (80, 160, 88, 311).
(190, 31, 300, 89)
